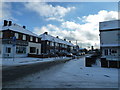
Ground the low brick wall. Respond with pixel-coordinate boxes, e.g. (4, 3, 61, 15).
(101, 58, 120, 68)
(2, 58, 72, 83)
(85, 54, 98, 67)
(101, 58, 108, 68)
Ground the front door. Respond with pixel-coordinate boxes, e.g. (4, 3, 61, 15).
(37, 49, 39, 54)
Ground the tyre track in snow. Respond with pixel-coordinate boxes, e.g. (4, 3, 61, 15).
(2, 58, 72, 83)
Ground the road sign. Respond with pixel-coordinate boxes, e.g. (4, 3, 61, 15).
(12, 36, 16, 46)
(12, 36, 16, 42)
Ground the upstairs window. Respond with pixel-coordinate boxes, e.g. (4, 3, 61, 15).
(52, 42, 54, 46)
(23, 35, 26, 40)
(47, 41, 49, 45)
(15, 33, 18, 39)
(30, 36, 33, 41)
(50, 42, 52, 46)
(36, 38, 38, 42)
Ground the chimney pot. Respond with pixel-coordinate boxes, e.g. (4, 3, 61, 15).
(56, 36, 59, 38)
(64, 39, 66, 41)
(23, 26, 26, 29)
(8, 21, 12, 26)
(44, 32, 48, 35)
(4, 20, 8, 26)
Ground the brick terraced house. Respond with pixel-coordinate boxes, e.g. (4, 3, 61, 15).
(0, 20, 41, 58)
(39, 32, 74, 56)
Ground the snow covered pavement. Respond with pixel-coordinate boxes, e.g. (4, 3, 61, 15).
(3, 56, 118, 88)
(1, 57, 71, 69)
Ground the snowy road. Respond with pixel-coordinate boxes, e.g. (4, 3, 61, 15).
(3, 55, 118, 88)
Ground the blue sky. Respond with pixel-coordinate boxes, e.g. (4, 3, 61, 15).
(1, 2, 118, 48)
(10, 2, 118, 30)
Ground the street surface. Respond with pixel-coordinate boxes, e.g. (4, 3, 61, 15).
(3, 55, 118, 88)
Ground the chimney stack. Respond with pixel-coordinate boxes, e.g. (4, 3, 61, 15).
(8, 21, 12, 26)
(23, 26, 26, 29)
(44, 32, 48, 35)
(56, 36, 59, 38)
(4, 20, 8, 26)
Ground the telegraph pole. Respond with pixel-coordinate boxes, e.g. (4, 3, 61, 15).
(76, 40, 77, 45)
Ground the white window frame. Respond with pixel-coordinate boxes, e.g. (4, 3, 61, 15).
(23, 35, 26, 40)
(52, 42, 54, 46)
(16, 46, 26, 54)
(15, 33, 18, 39)
(36, 38, 38, 42)
(6, 47, 11, 53)
(30, 36, 33, 41)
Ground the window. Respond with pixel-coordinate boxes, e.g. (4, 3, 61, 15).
(50, 42, 52, 46)
(54, 43, 56, 46)
(15, 33, 18, 39)
(0, 32, 2, 38)
(30, 47, 36, 53)
(16, 46, 26, 54)
(36, 38, 38, 42)
(63, 44, 65, 47)
(47, 41, 49, 45)
(65, 45, 67, 48)
(6, 47, 11, 53)
(23, 35, 26, 40)
(104, 49, 108, 55)
(62, 44, 63, 47)
(56, 43, 59, 46)
(52, 42, 54, 46)
(30, 36, 33, 41)
(109, 49, 112, 55)
(112, 49, 117, 53)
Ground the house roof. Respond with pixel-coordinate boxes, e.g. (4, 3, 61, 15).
(39, 33, 74, 46)
(0, 23, 39, 37)
(100, 44, 120, 47)
(99, 20, 120, 30)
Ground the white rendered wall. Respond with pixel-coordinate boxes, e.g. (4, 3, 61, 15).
(28, 42, 41, 55)
(100, 20, 120, 61)
(100, 30, 119, 47)
(1, 44, 28, 58)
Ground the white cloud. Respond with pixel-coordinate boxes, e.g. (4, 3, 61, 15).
(82, 10, 118, 23)
(33, 10, 118, 49)
(0, 2, 17, 24)
(0, 2, 13, 22)
(24, 2, 75, 22)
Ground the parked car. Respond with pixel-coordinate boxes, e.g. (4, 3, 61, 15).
(66, 53, 73, 57)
